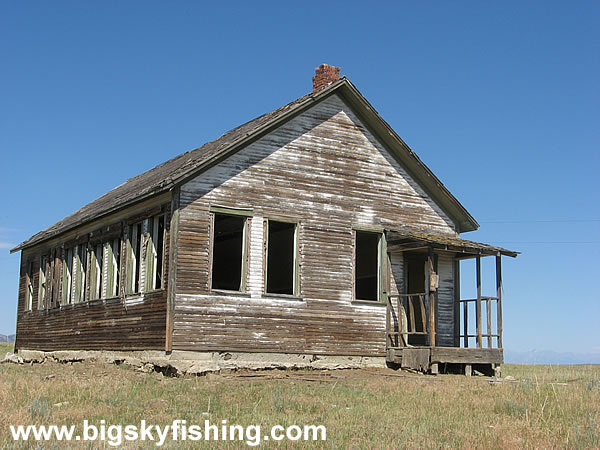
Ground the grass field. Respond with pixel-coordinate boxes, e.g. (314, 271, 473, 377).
(1, 343, 598, 448)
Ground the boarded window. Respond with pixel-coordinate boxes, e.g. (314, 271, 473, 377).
(355, 231, 380, 301)
(127, 222, 143, 294)
(266, 221, 297, 295)
(211, 213, 246, 291)
(146, 215, 165, 291)
(38, 255, 48, 309)
(25, 261, 34, 311)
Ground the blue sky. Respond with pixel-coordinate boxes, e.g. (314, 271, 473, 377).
(1, 2, 598, 356)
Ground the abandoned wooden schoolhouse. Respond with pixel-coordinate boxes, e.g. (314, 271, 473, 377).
(11, 64, 517, 375)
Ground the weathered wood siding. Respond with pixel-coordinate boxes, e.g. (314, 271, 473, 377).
(389, 252, 405, 297)
(173, 94, 458, 356)
(436, 252, 455, 347)
(14, 201, 171, 352)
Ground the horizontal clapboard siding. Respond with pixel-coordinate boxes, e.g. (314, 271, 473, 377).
(14, 204, 171, 352)
(173, 94, 457, 356)
(15, 293, 167, 351)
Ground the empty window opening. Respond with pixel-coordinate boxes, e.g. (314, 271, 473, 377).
(266, 221, 296, 295)
(89, 243, 104, 300)
(106, 239, 120, 298)
(355, 231, 380, 301)
(62, 247, 73, 305)
(127, 222, 143, 294)
(51, 250, 61, 308)
(38, 255, 48, 310)
(25, 261, 34, 311)
(147, 215, 165, 291)
(74, 245, 87, 303)
(212, 213, 246, 291)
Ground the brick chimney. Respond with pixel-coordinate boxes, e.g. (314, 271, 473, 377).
(312, 64, 340, 92)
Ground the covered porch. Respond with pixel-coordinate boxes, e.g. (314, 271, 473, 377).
(384, 228, 518, 376)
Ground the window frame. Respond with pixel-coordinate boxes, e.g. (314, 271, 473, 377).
(264, 218, 300, 298)
(25, 260, 34, 312)
(352, 228, 387, 304)
(38, 255, 48, 310)
(88, 242, 104, 301)
(73, 244, 87, 304)
(105, 238, 121, 299)
(126, 221, 143, 295)
(145, 214, 166, 293)
(62, 246, 74, 306)
(209, 206, 252, 294)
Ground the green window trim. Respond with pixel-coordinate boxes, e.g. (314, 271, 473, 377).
(145, 214, 166, 292)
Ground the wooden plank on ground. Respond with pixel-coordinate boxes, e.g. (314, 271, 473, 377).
(430, 347, 503, 364)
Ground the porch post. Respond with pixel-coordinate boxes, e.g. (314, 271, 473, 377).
(496, 253, 503, 348)
(428, 246, 436, 347)
(454, 257, 461, 347)
(476, 254, 482, 348)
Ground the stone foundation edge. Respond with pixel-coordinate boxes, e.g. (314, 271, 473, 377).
(5, 349, 386, 375)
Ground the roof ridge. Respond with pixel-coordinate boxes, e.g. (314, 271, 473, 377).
(10, 85, 331, 252)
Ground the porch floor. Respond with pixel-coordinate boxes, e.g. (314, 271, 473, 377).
(386, 346, 503, 376)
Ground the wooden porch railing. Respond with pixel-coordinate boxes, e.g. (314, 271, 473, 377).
(386, 292, 434, 348)
(458, 297, 501, 348)
(458, 254, 503, 349)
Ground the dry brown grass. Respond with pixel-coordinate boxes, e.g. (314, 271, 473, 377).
(0, 347, 598, 449)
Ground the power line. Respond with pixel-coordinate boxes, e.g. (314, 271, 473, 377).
(490, 241, 600, 244)
(481, 219, 600, 224)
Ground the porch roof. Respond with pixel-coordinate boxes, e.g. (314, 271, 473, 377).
(386, 228, 519, 258)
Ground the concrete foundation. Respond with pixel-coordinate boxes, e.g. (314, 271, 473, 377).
(4, 349, 386, 376)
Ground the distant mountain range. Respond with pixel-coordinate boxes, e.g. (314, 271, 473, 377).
(505, 349, 600, 365)
(0, 334, 15, 343)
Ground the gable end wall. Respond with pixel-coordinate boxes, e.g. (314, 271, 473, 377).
(173, 95, 458, 356)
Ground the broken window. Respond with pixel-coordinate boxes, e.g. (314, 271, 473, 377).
(25, 261, 34, 311)
(127, 222, 143, 294)
(73, 245, 87, 303)
(105, 239, 120, 298)
(355, 231, 381, 301)
(38, 255, 48, 310)
(50, 249, 61, 308)
(146, 214, 165, 291)
(266, 220, 297, 295)
(89, 243, 104, 300)
(211, 213, 246, 291)
(62, 247, 74, 305)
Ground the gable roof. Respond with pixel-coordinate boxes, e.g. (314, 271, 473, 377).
(11, 78, 479, 253)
